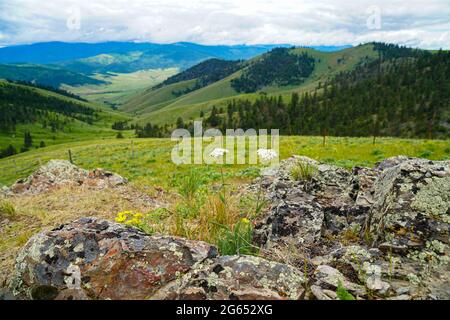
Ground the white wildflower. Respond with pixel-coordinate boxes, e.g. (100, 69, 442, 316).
(209, 148, 229, 159)
(257, 149, 278, 163)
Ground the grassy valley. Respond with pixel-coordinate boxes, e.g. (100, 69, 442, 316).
(62, 68, 179, 108)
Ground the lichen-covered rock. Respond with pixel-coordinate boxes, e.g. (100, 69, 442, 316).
(313, 265, 366, 297)
(255, 156, 377, 247)
(256, 190, 324, 248)
(11, 218, 217, 300)
(255, 156, 450, 300)
(8, 160, 127, 194)
(365, 158, 450, 250)
(153, 255, 306, 300)
(374, 156, 414, 171)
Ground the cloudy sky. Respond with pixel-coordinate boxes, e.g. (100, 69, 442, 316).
(0, 0, 449, 48)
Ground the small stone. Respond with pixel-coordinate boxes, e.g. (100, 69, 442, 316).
(314, 265, 366, 296)
(387, 294, 411, 300)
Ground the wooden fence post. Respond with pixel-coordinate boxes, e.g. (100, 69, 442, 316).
(68, 149, 73, 164)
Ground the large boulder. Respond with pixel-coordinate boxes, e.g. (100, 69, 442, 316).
(153, 255, 306, 300)
(255, 156, 450, 300)
(366, 158, 450, 251)
(255, 156, 377, 248)
(7, 160, 127, 195)
(11, 218, 217, 300)
(11, 218, 307, 300)
(256, 190, 324, 248)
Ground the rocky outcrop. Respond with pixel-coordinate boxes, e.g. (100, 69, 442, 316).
(8, 155, 450, 300)
(11, 218, 305, 300)
(366, 157, 450, 251)
(11, 218, 217, 300)
(256, 190, 324, 248)
(6, 160, 127, 195)
(254, 156, 450, 300)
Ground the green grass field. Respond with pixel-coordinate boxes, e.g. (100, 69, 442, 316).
(1, 136, 448, 188)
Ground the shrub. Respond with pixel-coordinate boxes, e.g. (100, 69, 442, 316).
(419, 150, 432, 158)
(371, 149, 383, 156)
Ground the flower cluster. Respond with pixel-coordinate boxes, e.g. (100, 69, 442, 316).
(209, 148, 229, 159)
(257, 149, 278, 163)
(115, 210, 144, 227)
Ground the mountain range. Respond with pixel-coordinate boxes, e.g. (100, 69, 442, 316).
(0, 41, 350, 88)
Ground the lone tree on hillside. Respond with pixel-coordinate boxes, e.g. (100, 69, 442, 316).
(24, 131, 33, 149)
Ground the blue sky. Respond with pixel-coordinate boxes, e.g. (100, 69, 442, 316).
(0, 0, 449, 48)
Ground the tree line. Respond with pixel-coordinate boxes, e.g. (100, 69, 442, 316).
(165, 44, 449, 139)
(213, 48, 449, 138)
(231, 48, 315, 93)
(0, 82, 98, 133)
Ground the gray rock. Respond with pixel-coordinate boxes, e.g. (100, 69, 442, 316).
(9, 160, 128, 194)
(374, 156, 412, 171)
(314, 265, 366, 296)
(255, 190, 324, 248)
(11, 218, 217, 300)
(310, 285, 334, 300)
(11, 218, 308, 300)
(387, 294, 411, 300)
(153, 255, 306, 300)
(365, 158, 450, 249)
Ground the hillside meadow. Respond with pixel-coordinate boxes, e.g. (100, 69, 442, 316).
(1, 135, 449, 290)
(1, 136, 449, 188)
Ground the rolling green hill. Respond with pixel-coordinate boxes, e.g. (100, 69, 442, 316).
(144, 44, 449, 139)
(126, 44, 379, 125)
(1, 42, 447, 157)
(0, 80, 131, 156)
(0, 64, 105, 88)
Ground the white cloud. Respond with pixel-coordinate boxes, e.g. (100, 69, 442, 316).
(0, 0, 448, 48)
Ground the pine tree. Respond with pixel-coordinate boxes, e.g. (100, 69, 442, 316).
(24, 131, 33, 149)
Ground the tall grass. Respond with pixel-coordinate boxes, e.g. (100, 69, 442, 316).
(0, 200, 16, 219)
(290, 160, 318, 182)
(218, 218, 258, 256)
